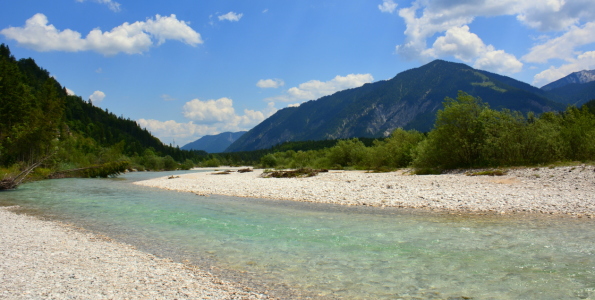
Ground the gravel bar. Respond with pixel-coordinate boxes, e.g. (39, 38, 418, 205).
(136, 165, 595, 217)
(0, 206, 268, 300)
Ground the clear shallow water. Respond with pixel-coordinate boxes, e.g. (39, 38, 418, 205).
(1, 171, 594, 299)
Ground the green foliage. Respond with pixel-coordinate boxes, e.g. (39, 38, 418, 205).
(558, 106, 595, 161)
(162, 155, 178, 171)
(466, 169, 507, 176)
(413, 92, 488, 169)
(365, 128, 424, 170)
(260, 153, 278, 168)
(327, 138, 367, 169)
(201, 157, 222, 167)
(80, 161, 130, 178)
(0, 45, 65, 166)
(180, 159, 195, 170)
(1, 44, 205, 181)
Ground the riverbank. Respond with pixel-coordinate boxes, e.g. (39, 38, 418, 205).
(135, 165, 595, 217)
(0, 206, 267, 299)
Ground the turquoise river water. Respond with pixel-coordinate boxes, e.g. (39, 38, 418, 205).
(1, 170, 594, 299)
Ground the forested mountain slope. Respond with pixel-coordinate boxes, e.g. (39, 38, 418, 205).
(226, 60, 563, 152)
(0, 44, 199, 169)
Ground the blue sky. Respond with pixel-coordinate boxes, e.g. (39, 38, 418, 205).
(2, 0, 595, 146)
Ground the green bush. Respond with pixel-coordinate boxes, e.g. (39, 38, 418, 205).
(180, 159, 195, 170)
(327, 138, 367, 168)
(366, 128, 424, 169)
(260, 153, 278, 168)
(201, 157, 221, 167)
(413, 92, 488, 169)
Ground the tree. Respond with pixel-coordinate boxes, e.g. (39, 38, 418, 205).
(413, 92, 488, 169)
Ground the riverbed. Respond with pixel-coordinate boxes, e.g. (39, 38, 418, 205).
(1, 169, 595, 299)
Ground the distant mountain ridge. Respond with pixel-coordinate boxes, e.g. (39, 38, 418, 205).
(182, 131, 246, 153)
(539, 69, 595, 107)
(225, 60, 563, 152)
(542, 70, 595, 91)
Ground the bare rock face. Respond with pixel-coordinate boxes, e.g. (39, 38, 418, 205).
(542, 70, 595, 91)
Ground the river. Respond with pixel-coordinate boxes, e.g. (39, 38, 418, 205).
(1, 170, 594, 299)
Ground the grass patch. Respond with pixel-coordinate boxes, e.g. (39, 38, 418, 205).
(412, 168, 443, 175)
(466, 169, 508, 176)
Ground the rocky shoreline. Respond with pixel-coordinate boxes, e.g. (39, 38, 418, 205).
(136, 165, 595, 217)
(0, 206, 268, 299)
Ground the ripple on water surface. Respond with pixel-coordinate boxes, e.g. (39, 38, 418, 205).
(1, 171, 594, 299)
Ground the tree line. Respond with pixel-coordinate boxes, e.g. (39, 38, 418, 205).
(0, 44, 205, 185)
(232, 92, 595, 172)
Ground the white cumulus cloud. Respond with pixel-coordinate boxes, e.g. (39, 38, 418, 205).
(183, 97, 237, 123)
(378, 0, 398, 14)
(532, 51, 595, 87)
(218, 12, 243, 22)
(137, 119, 213, 147)
(267, 74, 374, 103)
(523, 22, 595, 63)
(0, 13, 202, 55)
(89, 90, 105, 105)
(139, 100, 277, 146)
(256, 78, 285, 88)
(394, 0, 595, 77)
(423, 25, 522, 74)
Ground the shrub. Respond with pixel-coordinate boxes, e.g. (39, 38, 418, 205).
(260, 153, 278, 168)
(413, 92, 488, 169)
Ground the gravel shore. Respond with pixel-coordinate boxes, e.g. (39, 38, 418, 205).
(0, 206, 267, 300)
(135, 165, 595, 217)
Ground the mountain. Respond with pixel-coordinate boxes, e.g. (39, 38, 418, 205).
(541, 70, 595, 91)
(0, 43, 199, 165)
(225, 60, 563, 152)
(539, 70, 595, 107)
(182, 131, 246, 153)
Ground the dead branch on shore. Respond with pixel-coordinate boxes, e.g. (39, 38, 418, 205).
(0, 154, 53, 190)
(261, 168, 328, 178)
(48, 161, 129, 179)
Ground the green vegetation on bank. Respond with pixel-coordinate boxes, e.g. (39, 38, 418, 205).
(0, 44, 204, 187)
(205, 92, 595, 172)
(3, 42, 595, 187)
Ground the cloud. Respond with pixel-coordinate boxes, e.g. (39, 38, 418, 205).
(89, 90, 105, 105)
(474, 48, 523, 74)
(0, 13, 202, 55)
(394, 0, 595, 74)
(139, 100, 277, 146)
(267, 74, 374, 103)
(423, 25, 522, 73)
(161, 94, 175, 101)
(137, 119, 213, 146)
(183, 97, 276, 127)
(218, 12, 243, 22)
(256, 78, 285, 88)
(378, 0, 398, 14)
(65, 88, 76, 96)
(523, 22, 595, 63)
(76, 0, 121, 12)
(532, 51, 595, 87)
(183, 97, 237, 123)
